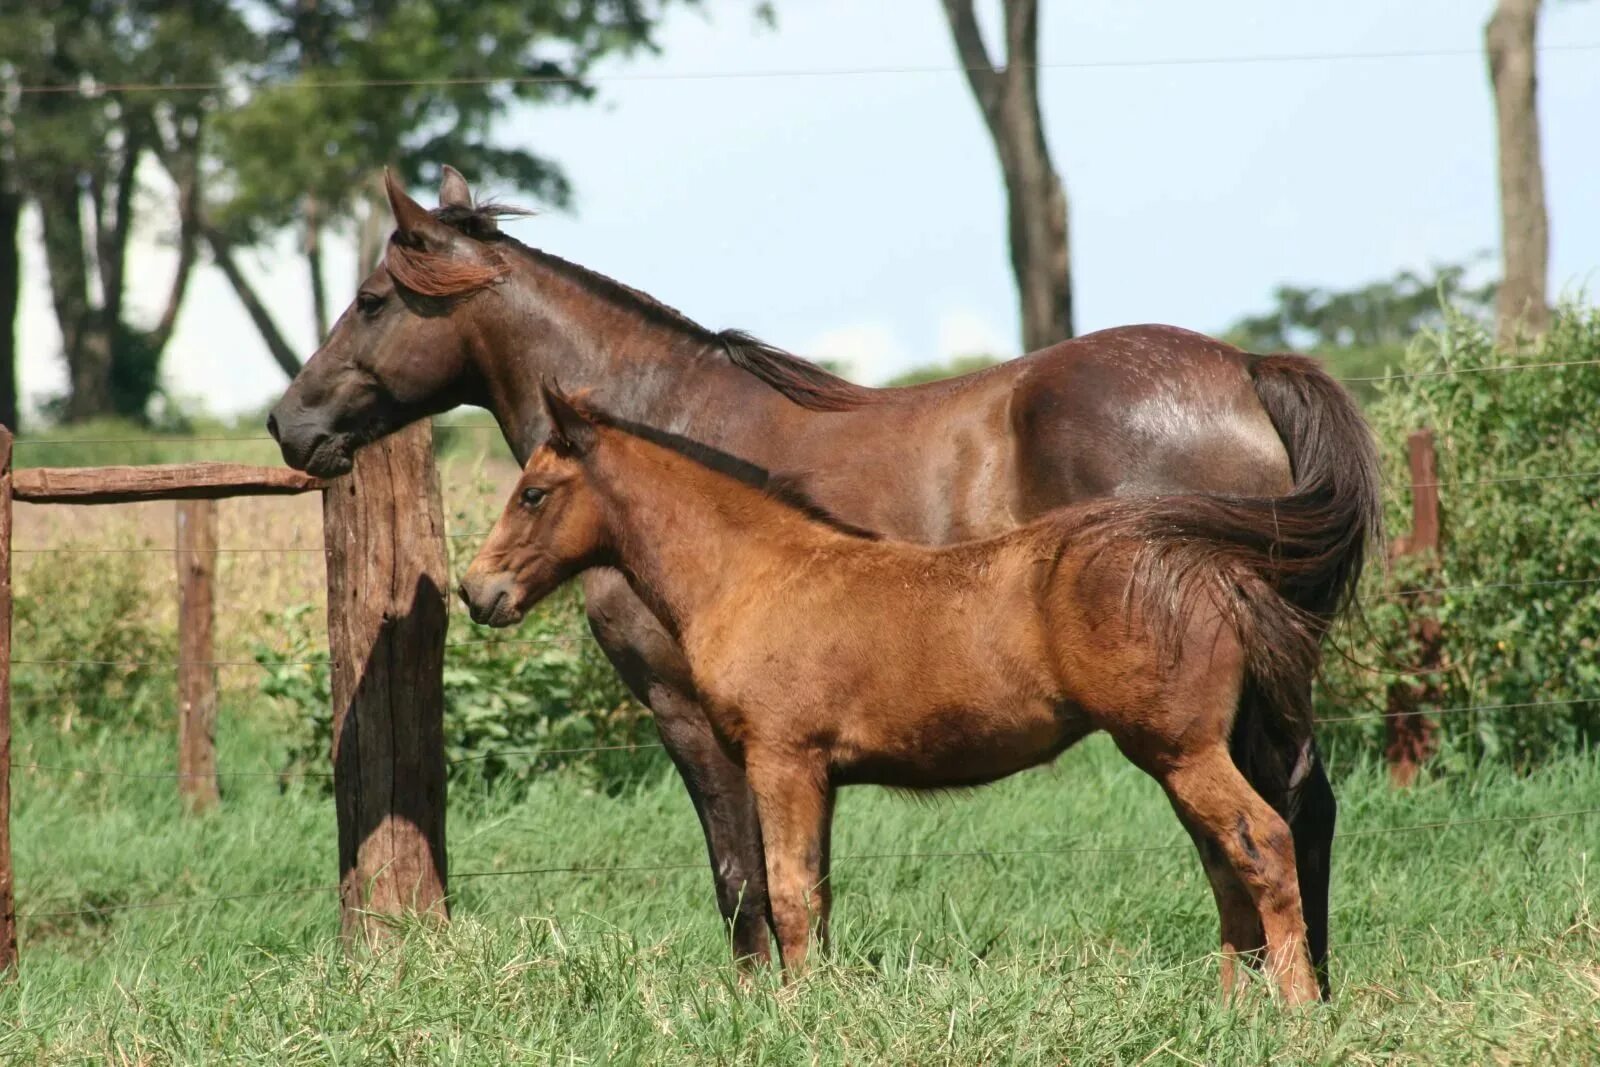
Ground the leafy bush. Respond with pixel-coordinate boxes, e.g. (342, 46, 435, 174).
(258, 587, 650, 794)
(1318, 305, 1600, 767)
(12, 546, 175, 733)
(259, 458, 649, 793)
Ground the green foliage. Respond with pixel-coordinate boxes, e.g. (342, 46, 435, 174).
(1223, 261, 1497, 402)
(257, 460, 644, 792)
(211, 0, 713, 239)
(880, 353, 1003, 388)
(11, 546, 174, 734)
(258, 587, 647, 794)
(1318, 305, 1600, 767)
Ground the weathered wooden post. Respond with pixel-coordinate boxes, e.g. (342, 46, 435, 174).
(0, 427, 16, 974)
(1385, 429, 1443, 787)
(322, 420, 450, 944)
(176, 499, 220, 812)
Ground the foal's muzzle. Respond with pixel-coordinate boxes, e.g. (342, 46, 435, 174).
(458, 571, 524, 628)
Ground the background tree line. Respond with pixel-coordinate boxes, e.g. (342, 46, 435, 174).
(0, 0, 743, 430)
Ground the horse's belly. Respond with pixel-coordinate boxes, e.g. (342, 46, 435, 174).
(832, 699, 1087, 788)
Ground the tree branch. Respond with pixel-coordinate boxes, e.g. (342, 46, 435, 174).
(940, 0, 1003, 124)
(203, 226, 304, 378)
(149, 126, 201, 357)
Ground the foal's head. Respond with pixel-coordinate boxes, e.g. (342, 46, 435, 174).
(459, 385, 611, 627)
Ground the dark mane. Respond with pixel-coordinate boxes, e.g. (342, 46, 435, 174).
(579, 409, 880, 540)
(420, 206, 879, 412)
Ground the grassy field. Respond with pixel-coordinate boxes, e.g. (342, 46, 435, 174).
(2, 715, 1597, 1064)
(2, 430, 1598, 1064)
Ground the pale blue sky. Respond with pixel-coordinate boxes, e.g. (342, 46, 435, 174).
(16, 0, 1600, 415)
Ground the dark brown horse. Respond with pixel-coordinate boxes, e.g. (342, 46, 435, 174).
(462, 384, 1342, 1002)
(268, 168, 1380, 997)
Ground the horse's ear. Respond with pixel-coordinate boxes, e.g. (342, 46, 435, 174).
(540, 382, 597, 456)
(384, 169, 449, 245)
(438, 165, 473, 210)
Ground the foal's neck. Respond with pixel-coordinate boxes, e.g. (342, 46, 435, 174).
(588, 435, 837, 640)
(469, 245, 806, 466)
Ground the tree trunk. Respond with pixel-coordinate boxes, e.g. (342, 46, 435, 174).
(0, 184, 20, 431)
(37, 184, 115, 420)
(1486, 0, 1549, 346)
(940, 0, 1073, 351)
(306, 197, 330, 340)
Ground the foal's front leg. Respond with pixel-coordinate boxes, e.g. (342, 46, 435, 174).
(584, 571, 772, 963)
(745, 752, 833, 974)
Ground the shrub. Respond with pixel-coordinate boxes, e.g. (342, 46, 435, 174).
(1318, 305, 1600, 768)
(11, 545, 175, 733)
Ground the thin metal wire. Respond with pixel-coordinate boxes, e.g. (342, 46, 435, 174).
(1385, 576, 1600, 599)
(1338, 357, 1600, 383)
(12, 42, 1600, 98)
(1317, 697, 1600, 726)
(17, 806, 1596, 921)
(12, 545, 325, 555)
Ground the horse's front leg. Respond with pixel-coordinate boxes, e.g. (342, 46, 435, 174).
(582, 570, 772, 964)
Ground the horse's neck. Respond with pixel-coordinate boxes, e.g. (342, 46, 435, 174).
(591, 438, 823, 639)
(474, 253, 805, 465)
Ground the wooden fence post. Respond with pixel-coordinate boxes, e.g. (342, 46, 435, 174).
(322, 420, 449, 945)
(1385, 428, 1443, 787)
(0, 427, 16, 975)
(176, 499, 220, 812)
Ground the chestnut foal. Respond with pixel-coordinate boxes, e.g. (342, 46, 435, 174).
(462, 387, 1332, 1003)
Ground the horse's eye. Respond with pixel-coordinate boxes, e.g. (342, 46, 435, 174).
(521, 487, 547, 509)
(356, 291, 385, 317)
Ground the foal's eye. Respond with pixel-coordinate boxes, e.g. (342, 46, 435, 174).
(520, 487, 547, 509)
(355, 291, 385, 317)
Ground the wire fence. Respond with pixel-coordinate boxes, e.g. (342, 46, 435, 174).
(6, 355, 1598, 986)
(9, 41, 1600, 100)
(15, 804, 1597, 923)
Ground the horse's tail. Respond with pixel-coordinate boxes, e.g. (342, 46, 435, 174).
(1245, 353, 1385, 624)
(1076, 355, 1381, 731)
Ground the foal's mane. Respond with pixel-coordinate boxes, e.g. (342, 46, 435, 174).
(577, 407, 881, 541)
(388, 202, 881, 412)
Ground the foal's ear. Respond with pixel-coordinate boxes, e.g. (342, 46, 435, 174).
(438, 165, 473, 210)
(540, 383, 597, 456)
(384, 169, 452, 247)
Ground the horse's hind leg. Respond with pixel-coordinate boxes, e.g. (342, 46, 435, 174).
(1289, 739, 1336, 1000)
(1233, 680, 1334, 1000)
(1157, 745, 1320, 1004)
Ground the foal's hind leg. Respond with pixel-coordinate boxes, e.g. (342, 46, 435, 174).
(1179, 818, 1266, 996)
(745, 753, 832, 974)
(1157, 745, 1319, 1004)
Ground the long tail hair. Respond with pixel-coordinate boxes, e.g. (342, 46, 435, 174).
(1077, 354, 1383, 733)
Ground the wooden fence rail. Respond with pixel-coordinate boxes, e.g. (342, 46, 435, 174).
(0, 421, 450, 973)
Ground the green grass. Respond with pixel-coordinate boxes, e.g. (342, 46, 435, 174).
(2, 713, 1597, 1065)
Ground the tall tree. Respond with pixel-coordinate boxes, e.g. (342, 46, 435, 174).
(209, 0, 716, 364)
(0, 143, 20, 430)
(940, 0, 1072, 351)
(0, 0, 246, 421)
(1485, 0, 1549, 345)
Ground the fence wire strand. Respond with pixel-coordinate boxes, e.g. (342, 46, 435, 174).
(16, 805, 1597, 922)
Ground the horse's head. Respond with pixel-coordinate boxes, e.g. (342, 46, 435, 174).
(269, 167, 507, 476)
(459, 384, 612, 626)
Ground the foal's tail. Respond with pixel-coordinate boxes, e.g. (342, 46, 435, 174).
(1079, 354, 1382, 730)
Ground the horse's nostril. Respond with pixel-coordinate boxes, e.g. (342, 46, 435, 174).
(265, 412, 280, 441)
